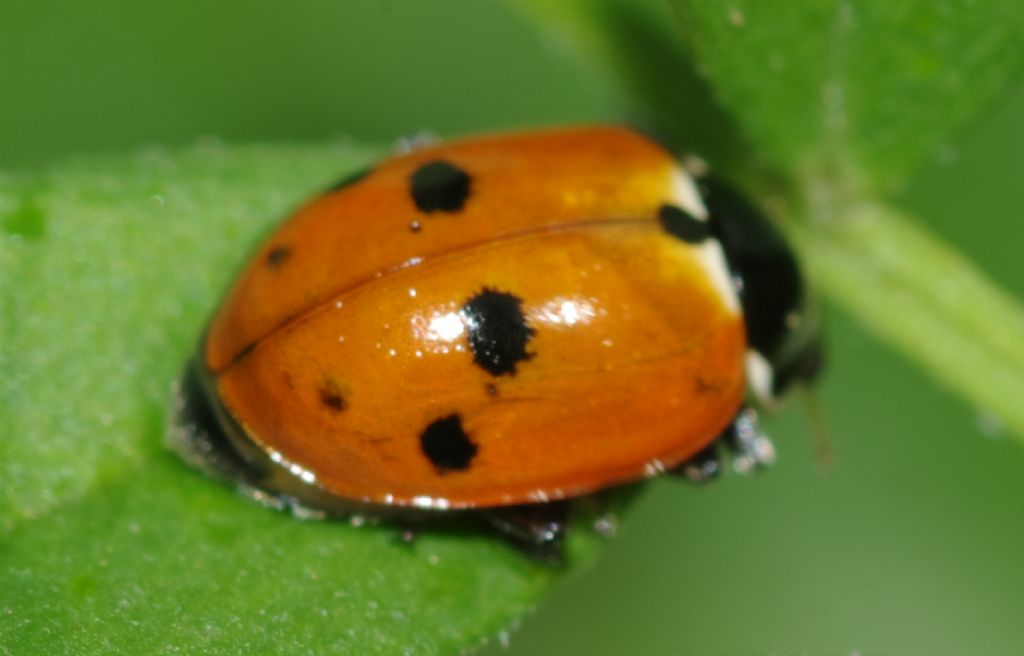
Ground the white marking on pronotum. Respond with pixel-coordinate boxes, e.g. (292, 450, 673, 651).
(745, 350, 775, 406)
(670, 168, 741, 314)
(670, 168, 708, 220)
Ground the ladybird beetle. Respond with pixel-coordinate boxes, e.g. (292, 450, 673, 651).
(170, 126, 822, 557)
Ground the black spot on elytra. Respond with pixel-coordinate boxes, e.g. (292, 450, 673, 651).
(420, 414, 477, 471)
(461, 288, 535, 376)
(326, 166, 371, 193)
(319, 380, 347, 412)
(658, 204, 710, 244)
(410, 160, 471, 213)
(485, 383, 499, 397)
(265, 245, 292, 268)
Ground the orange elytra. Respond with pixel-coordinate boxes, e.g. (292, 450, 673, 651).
(170, 126, 822, 556)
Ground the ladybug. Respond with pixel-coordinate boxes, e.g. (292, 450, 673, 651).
(170, 126, 822, 558)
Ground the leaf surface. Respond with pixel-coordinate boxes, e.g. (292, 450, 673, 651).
(0, 144, 604, 655)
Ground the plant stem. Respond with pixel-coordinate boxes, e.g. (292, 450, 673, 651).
(791, 202, 1024, 437)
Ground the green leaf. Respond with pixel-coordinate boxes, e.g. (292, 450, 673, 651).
(0, 144, 606, 654)
(792, 202, 1024, 437)
(670, 0, 1024, 191)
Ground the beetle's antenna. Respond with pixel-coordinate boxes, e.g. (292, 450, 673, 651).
(804, 389, 834, 472)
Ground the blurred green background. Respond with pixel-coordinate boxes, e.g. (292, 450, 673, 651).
(4, 1, 1023, 653)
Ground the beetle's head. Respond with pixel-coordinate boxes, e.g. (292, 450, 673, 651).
(699, 175, 824, 407)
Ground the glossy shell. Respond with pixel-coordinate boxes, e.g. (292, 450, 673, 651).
(200, 126, 745, 509)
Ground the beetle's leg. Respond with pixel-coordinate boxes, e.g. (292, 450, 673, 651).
(482, 501, 570, 563)
(671, 406, 775, 482)
(722, 406, 776, 473)
(673, 442, 722, 483)
(572, 491, 621, 538)
(391, 521, 421, 547)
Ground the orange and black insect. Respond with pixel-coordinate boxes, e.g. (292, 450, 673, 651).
(170, 126, 822, 557)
